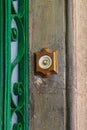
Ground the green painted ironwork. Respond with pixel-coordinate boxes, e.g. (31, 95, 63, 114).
(0, 0, 30, 130)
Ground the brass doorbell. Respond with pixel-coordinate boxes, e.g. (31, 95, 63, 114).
(35, 48, 58, 77)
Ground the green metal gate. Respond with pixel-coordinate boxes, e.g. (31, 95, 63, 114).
(0, 0, 30, 130)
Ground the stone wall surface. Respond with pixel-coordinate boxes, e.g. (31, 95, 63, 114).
(30, 0, 87, 129)
(76, 0, 87, 130)
(30, 0, 66, 130)
(66, 0, 87, 130)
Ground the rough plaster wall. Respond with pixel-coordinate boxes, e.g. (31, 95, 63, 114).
(30, 0, 66, 130)
(76, 0, 87, 130)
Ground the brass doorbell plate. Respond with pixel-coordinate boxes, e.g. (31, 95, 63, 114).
(35, 48, 58, 77)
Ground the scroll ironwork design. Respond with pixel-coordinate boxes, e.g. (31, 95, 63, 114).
(3, 0, 29, 130)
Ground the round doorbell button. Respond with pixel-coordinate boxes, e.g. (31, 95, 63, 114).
(39, 55, 52, 69)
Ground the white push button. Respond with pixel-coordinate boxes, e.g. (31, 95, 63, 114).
(39, 55, 52, 69)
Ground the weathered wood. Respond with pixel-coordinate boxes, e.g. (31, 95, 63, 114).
(30, 0, 66, 130)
